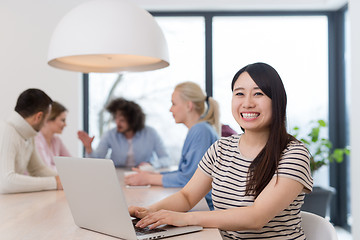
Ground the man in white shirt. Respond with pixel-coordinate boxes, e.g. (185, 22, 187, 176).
(0, 88, 62, 193)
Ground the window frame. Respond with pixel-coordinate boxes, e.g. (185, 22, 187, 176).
(82, 6, 349, 228)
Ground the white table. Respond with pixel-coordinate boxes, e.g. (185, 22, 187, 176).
(0, 169, 221, 240)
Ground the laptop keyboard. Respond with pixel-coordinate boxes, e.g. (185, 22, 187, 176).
(132, 218, 166, 236)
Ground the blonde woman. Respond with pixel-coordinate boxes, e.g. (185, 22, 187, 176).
(125, 81, 220, 209)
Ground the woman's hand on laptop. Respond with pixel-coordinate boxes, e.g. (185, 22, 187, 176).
(128, 206, 154, 219)
(135, 210, 189, 229)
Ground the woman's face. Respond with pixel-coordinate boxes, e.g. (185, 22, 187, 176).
(48, 111, 67, 134)
(170, 89, 188, 124)
(232, 72, 272, 133)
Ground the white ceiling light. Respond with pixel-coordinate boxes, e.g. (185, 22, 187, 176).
(48, 0, 169, 73)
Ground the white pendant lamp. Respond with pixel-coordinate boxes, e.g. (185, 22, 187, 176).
(48, 0, 169, 73)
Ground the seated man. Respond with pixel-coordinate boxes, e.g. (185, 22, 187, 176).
(0, 88, 62, 194)
(78, 97, 170, 168)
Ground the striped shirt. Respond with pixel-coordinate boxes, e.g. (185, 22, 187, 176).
(199, 134, 313, 240)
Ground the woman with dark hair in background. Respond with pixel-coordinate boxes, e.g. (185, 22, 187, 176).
(128, 63, 313, 239)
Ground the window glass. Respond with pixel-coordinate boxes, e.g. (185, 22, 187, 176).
(213, 16, 329, 185)
(88, 17, 205, 164)
(344, 9, 351, 226)
(85, 11, 351, 228)
(89, 15, 329, 183)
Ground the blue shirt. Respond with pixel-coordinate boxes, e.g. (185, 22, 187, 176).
(161, 121, 218, 209)
(87, 126, 170, 168)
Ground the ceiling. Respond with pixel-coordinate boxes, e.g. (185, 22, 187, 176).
(132, 0, 348, 11)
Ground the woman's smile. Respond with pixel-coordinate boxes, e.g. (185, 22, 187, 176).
(241, 112, 260, 121)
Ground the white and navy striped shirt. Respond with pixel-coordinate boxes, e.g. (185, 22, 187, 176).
(199, 134, 313, 240)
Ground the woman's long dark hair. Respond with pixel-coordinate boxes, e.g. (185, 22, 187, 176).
(231, 62, 296, 198)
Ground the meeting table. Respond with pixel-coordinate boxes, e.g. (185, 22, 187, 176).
(0, 169, 222, 240)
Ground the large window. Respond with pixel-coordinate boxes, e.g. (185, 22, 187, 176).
(345, 9, 351, 227)
(212, 16, 329, 186)
(88, 17, 205, 164)
(85, 10, 349, 228)
(212, 16, 328, 132)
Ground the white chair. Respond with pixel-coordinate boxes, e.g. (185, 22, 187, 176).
(301, 211, 338, 240)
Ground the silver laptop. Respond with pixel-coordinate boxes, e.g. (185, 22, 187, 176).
(54, 156, 203, 240)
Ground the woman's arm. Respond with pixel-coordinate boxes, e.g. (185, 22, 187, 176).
(129, 168, 212, 217)
(152, 168, 212, 212)
(126, 125, 214, 187)
(191, 176, 303, 230)
(136, 175, 304, 231)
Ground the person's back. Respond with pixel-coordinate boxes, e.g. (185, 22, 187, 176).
(0, 88, 62, 194)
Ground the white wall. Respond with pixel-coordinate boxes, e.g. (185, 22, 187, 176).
(0, 0, 89, 157)
(349, 1, 360, 239)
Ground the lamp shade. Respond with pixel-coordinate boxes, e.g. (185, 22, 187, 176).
(48, 0, 169, 73)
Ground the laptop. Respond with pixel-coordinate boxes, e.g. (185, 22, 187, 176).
(54, 156, 203, 240)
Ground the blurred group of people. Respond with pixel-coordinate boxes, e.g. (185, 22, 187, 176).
(0, 62, 313, 239)
(0, 81, 234, 198)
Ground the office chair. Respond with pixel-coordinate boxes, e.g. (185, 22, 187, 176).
(301, 211, 338, 240)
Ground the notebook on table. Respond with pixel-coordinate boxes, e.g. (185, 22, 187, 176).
(54, 156, 202, 240)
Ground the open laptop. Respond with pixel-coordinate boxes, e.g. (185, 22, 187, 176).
(54, 156, 203, 240)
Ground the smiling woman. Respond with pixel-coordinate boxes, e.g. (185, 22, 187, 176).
(127, 63, 313, 240)
(231, 71, 272, 134)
